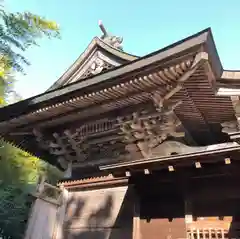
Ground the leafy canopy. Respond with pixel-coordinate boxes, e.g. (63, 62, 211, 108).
(0, 3, 62, 238)
(0, 3, 60, 104)
(0, 139, 62, 238)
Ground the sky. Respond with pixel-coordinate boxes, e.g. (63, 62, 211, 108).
(5, 0, 240, 99)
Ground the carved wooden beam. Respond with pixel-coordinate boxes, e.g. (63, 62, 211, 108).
(33, 129, 72, 170)
(33, 129, 60, 149)
(118, 105, 185, 158)
(64, 130, 86, 161)
(221, 95, 240, 141)
(99, 141, 240, 172)
(53, 132, 74, 163)
(57, 156, 68, 169)
(63, 161, 72, 179)
(33, 129, 48, 150)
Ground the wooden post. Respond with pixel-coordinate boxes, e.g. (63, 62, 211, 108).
(53, 186, 69, 239)
(132, 190, 141, 239)
(184, 192, 193, 239)
(185, 198, 193, 224)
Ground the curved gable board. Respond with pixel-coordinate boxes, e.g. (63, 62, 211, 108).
(47, 37, 138, 91)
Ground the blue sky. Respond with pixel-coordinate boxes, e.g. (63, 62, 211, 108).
(5, 0, 240, 98)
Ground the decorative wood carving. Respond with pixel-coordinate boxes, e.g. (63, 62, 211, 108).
(64, 130, 87, 161)
(80, 57, 114, 79)
(150, 141, 239, 158)
(63, 161, 72, 179)
(58, 156, 68, 170)
(33, 118, 128, 168)
(85, 141, 127, 163)
(33, 129, 50, 150)
(118, 102, 185, 158)
(99, 20, 123, 50)
(33, 129, 71, 170)
(221, 96, 240, 141)
(221, 121, 239, 134)
(32, 49, 209, 167)
(63, 48, 121, 84)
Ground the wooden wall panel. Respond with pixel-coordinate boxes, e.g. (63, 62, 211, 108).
(64, 186, 133, 239)
(24, 198, 58, 239)
(140, 218, 186, 239)
(139, 186, 186, 239)
(63, 228, 133, 239)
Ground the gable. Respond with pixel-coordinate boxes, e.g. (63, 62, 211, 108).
(65, 48, 121, 83)
(47, 37, 138, 91)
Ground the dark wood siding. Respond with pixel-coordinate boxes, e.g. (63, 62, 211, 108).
(139, 186, 186, 239)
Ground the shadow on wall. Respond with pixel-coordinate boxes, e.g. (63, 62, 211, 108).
(62, 188, 133, 239)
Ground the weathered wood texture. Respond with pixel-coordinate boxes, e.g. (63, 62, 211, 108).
(186, 176, 240, 239)
(140, 218, 186, 239)
(24, 198, 58, 239)
(186, 216, 240, 239)
(54, 187, 69, 239)
(187, 216, 232, 230)
(133, 171, 240, 239)
(63, 185, 133, 239)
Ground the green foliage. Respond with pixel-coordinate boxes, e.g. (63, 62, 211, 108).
(0, 140, 63, 238)
(0, 2, 62, 238)
(0, 6, 60, 75)
(0, 2, 60, 103)
(0, 184, 31, 238)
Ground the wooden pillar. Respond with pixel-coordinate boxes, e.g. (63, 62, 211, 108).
(132, 190, 141, 239)
(184, 184, 193, 239)
(53, 186, 69, 239)
(185, 197, 193, 224)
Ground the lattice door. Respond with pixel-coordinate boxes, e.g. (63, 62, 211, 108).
(186, 217, 235, 239)
(187, 228, 229, 239)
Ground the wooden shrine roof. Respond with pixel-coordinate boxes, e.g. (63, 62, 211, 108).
(0, 28, 219, 124)
(0, 27, 240, 169)
(47, 37, 138, 91)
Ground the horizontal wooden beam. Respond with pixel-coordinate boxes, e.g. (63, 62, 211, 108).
(99, 143, 240, 172)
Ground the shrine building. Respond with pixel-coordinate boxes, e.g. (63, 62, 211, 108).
(1, 23, 240, 239)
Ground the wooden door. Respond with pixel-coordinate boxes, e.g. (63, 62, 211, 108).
(140, 218, 186, 239)
(140, 195, 186, 239)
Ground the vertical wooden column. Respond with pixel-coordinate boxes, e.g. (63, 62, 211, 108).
(185, 197, 193, 224)
(184, 190, 193, 239)
(53, 186, 69, 239)
(183, 176, 192, 239)
(132, 188, 141, 239)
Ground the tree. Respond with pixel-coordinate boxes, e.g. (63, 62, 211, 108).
(0, 2, 60, 104)
(0, 3, 62, 238)
(0, 140, 62, 238)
